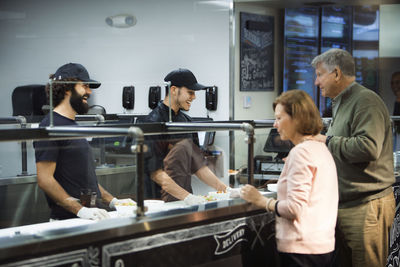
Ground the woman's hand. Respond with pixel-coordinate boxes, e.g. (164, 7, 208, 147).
(240, 184, 266, 209)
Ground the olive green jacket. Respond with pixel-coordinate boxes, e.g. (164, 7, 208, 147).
(326, 82, 395, 208)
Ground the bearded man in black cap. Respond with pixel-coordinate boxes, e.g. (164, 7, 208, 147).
(143, 68, 237, 205)
(34, 63, 134, 221)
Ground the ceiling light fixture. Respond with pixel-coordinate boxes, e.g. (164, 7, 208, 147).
(105, 14, 136, 28)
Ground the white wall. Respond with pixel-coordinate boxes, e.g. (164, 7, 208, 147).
(379, 5, 400, 58)
(379, 4, 400, 115)
(0, 0, 232, 179)
(233, 3, 281, 121)
(0, 0, 230, 120)
(233, 3, 282, 169)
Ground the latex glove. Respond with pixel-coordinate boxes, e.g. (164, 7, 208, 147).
(109, 197, 136, 209)
(184, 194, 206, 206)
(226, 186, 241, 198)
(77, 207, 110, 221)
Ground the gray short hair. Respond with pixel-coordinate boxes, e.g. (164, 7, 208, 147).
(311, 48, 355, 77)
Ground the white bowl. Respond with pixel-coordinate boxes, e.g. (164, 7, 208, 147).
(115, 204, 136, 217)
(267, 184, 278, 192)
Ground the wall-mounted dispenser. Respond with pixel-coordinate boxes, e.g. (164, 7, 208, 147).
(205, 86, 218, 111)
(122, 86, 135, 110)
(148, 86, 161, 109)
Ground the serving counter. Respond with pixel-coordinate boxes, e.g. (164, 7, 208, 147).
(0, 165, 136, 228)
(0, 119, 279, 266)
(0, 194, 278, 267)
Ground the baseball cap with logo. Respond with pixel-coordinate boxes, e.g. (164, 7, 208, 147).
(164, 68, 208, 91)
(53, 63, 101, 88)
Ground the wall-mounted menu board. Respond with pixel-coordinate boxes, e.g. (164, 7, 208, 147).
(319, 6, 352, 115)
(283, 7, 319, 103)
(240, 12, 274, 91)
(283, 6, 380, 116)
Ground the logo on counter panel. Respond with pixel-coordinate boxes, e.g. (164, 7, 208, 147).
(214, 223, 248, 255)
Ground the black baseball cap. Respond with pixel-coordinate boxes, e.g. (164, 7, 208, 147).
(164, 68, 208, 91)
(53, 63, 101, 88)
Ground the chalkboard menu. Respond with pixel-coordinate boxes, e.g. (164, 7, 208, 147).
(240, 12, 274, 91)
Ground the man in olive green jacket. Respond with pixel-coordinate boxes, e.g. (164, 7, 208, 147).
(312, 48, 395, 267)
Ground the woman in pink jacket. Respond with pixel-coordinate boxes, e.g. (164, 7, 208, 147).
(241, 89, 338, 267)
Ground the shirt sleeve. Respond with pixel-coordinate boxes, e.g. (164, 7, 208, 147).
(329, 103, 386, 163)
(278, 146, 316, 220)
(34, 139, 59, 163)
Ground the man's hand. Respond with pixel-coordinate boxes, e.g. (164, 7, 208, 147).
(226, 186, 241, 198)
(77, 207, 110, 221)
(109, 198, 136, 209)
(184, 194, 206, 205)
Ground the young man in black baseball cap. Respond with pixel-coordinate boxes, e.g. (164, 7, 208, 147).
(143, 68, 237, 205)
(34, 63, 134, 221)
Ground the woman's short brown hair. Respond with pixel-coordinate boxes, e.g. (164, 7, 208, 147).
(273, 89, 323, 135)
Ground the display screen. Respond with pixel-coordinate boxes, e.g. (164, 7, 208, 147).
(284, 5, 380, 116)
(283, 7, 319, 104)
(263, 129, 294, 158)
(319, 6, 352, 115)
(198, 131, 215, 149)
(321, 6, 352, 53)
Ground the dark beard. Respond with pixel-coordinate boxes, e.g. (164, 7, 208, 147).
(70, 88, 89, 115)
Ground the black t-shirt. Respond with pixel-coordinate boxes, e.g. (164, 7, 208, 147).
(34, 112, 101, 219)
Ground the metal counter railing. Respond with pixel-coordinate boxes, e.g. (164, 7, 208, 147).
(0, 115, 107, 176)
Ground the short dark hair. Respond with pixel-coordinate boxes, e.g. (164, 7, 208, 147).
(273, 90, 323, 135)
(165, 85, 184, 96)
(45, 74, 78, 107)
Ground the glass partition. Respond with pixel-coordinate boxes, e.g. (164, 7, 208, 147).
(0, 120, 272, 231)
(0, 125, 139, 228)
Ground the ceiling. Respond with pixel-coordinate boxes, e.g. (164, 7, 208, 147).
(233, 0, 400, 8)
